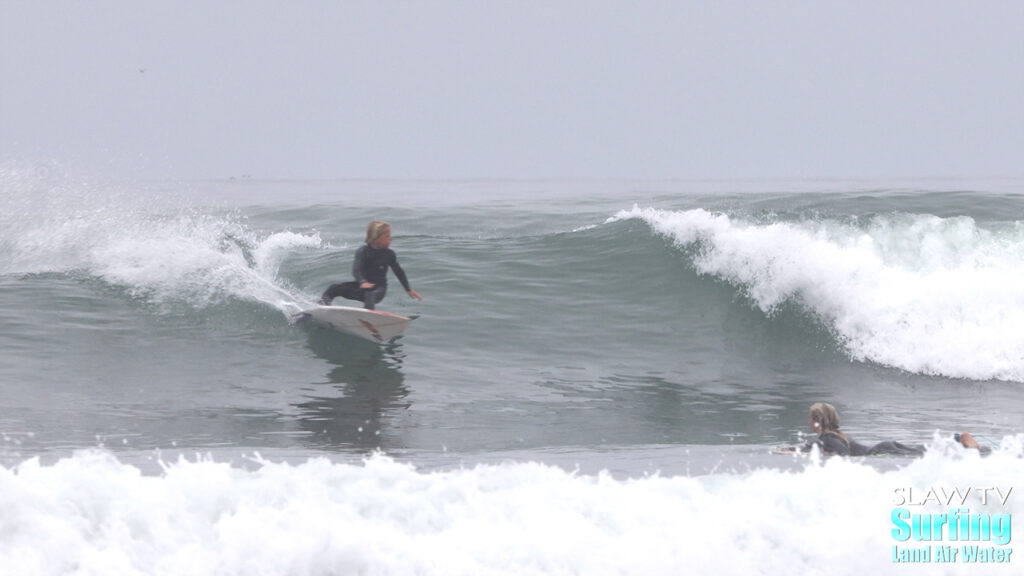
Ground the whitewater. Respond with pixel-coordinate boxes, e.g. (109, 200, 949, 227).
(4, 443, 1023, 576)
(611, 205, 1024, 382)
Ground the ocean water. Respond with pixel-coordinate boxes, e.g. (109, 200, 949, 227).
(2, 170, 1022, 574)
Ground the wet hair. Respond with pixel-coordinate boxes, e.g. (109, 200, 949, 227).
(809, 402, 850, 445)
(365, 221, 390, 245)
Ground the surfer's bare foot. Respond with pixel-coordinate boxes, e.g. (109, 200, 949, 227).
(958, 431, 980, 449)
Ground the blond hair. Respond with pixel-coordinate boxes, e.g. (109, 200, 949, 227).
(365, 221, 390, 244)
(809, 402, 849, 445)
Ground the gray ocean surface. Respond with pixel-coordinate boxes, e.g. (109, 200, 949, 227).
(2, 177, 1022, 475)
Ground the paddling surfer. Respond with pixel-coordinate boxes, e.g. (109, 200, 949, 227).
(802, 402, 988, 456)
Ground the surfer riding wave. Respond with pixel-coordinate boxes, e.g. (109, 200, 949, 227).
(320, 221, 423, 310)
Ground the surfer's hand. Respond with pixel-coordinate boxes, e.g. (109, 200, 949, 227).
(360, 282, 375, 289)
(407, 290, 422, 301)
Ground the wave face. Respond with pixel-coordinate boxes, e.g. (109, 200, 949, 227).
(612, 205, 1024, 382)
(6, 172, 1024, 385)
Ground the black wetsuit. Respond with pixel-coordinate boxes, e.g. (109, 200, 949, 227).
(319, 244, 412, 310)
(805, 432, 926, 457)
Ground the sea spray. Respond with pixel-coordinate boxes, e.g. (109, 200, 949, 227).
(1, 170, 323, 314)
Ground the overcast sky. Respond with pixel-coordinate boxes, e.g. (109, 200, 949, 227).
(2, 1, 1022, 180)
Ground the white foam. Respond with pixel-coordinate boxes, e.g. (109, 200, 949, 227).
(2, 440, 1021, 576)
(612, 206, 1024, 382)
(0, 170, 322, 314)
(88, 215, 322, 311)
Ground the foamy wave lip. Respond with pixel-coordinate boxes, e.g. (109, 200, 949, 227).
(3, 199, 322, 313)
(3, 442, 1022, 576)
(614, 206, 1024, 382)
(1, 167, 325, 313)
(75, 211, 323, 312)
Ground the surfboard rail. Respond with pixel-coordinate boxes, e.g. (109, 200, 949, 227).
(303, 305, 413, 343)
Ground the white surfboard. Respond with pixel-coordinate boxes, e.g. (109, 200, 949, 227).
(301, 305, 413, 343)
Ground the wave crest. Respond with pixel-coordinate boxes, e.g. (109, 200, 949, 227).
(612, 206, 1024, 382)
